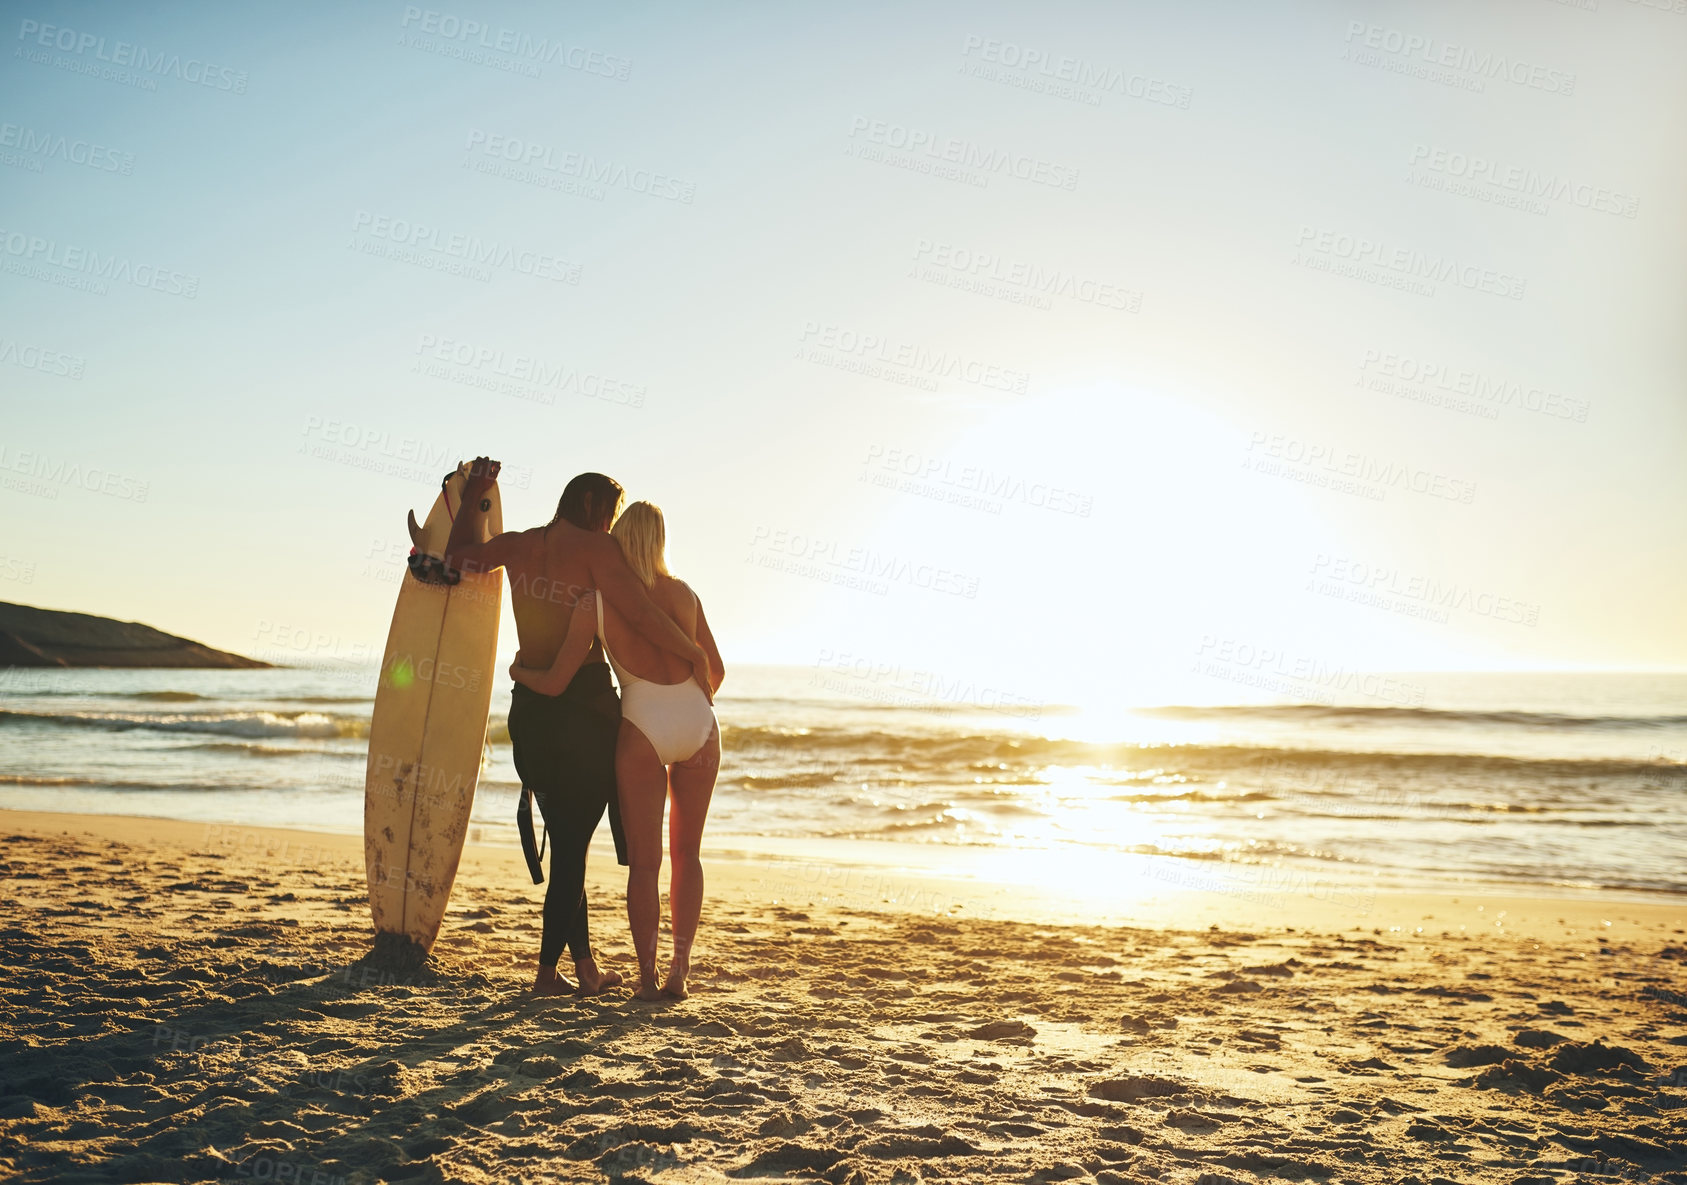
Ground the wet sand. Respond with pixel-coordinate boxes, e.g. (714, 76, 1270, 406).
(1, 809, 1684, 1184)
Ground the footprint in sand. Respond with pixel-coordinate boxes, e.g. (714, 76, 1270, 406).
(985, 1121, 1048, 1138)
(1443, 1043, 1509, 1067)
(1241, 960, 1299, 977)
(767, 1036, 813, 1061)
(1214, 979, 1265, 995)
(968, 1020, 1035, 1041)
(1089, 1075, 1185, 1102)
(1163, 1106, 1225, 1130)
(1548, 1039, 1649, 1074)
(757, 1109, 815, 1137)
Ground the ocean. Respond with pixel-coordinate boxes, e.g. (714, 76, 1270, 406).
(1, 664, 1683, 900)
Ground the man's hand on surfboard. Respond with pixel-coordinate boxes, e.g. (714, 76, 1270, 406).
(442, 457, 513, 576)
(465, 456, 501, 492)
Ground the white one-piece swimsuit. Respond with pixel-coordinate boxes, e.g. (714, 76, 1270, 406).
(597, 594, 716, 765)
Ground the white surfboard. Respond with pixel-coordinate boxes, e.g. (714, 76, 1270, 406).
(364, 462, 502, 953)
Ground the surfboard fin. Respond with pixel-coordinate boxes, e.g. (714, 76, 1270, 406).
(407, 509, 425, 550)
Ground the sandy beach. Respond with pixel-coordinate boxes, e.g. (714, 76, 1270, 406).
(8, 0, 1686, 1180)
(1, 810, 1684, 1185)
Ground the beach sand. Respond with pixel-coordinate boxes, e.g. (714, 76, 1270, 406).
(1, 810, 1684, 1184)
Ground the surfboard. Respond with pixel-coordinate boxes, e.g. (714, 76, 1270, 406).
(364, 462, 502, 953)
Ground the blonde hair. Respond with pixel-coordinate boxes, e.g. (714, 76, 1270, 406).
(612, 500, 669, 588)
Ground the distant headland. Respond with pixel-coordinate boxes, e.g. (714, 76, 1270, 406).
(0, 601, 272, 668)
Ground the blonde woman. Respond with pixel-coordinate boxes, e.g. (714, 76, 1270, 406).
(513, 500, 724, 999)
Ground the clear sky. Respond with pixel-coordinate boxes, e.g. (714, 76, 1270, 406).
(2, 0, 1683, 706)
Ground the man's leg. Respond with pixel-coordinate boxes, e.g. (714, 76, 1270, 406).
(535, 781, 622, 992)
(568, 892, 591, 968)
(562, 806, 622, 996)
(533, 789, 590, 994)
(565, 699, 624, 997)
(510, 692, 574, 995)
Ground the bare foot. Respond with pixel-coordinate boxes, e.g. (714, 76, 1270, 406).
(573, 960, 623, 997)
(633, 975, 665, 1002)
(532, 965, 575, 996)
(661, 960, 690, 1000)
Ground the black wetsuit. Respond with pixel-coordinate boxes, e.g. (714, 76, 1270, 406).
(507, 661, 627, 968)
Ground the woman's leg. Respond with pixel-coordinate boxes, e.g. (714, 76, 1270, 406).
(662, 724, 719, 999)
(616, 719, 669, 1000)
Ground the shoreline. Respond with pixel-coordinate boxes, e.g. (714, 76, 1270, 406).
(5, 808, 1681, 943)
(11, 794, 1686, 910)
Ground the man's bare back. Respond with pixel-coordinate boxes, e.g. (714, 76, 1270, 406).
(441, 459, 711, 692)
(504, 522, 606, 670)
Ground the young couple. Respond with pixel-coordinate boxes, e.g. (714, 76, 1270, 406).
(444, 460, 723, 1002)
